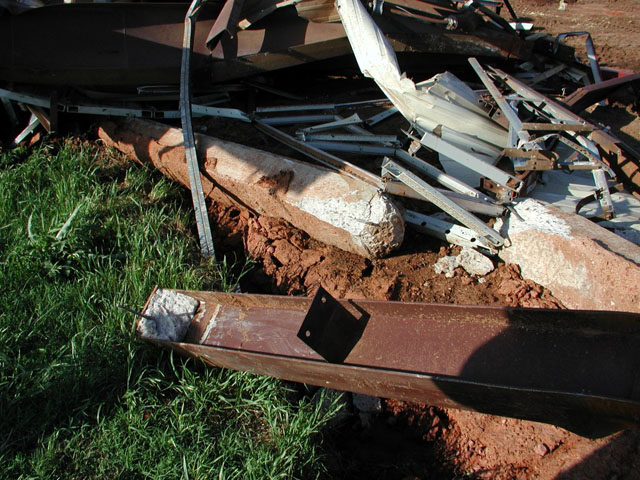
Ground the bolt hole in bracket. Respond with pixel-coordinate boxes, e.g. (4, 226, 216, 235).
(297, 287, 370, 363)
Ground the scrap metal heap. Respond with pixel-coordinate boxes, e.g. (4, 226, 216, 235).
(3, 0, 640, 435)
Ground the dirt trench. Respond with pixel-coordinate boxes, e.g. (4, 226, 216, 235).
(211, 202, 560, 309)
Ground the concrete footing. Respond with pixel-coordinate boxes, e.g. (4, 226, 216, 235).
(98, 118, 404, 259)
(498, 199, 640, 312)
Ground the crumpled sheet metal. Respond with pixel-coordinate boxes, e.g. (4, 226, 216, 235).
(336, 0, 508, 151)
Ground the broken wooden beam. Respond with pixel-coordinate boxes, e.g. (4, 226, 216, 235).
(98, 118, 404, 259)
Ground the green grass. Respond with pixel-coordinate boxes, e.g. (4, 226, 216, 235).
(0, 140, 341, 479)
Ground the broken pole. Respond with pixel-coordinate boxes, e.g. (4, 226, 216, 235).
(497, 199, 640, 312)
(98, 118, 404, 259)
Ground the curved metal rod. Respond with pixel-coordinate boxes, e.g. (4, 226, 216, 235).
(180, 0, 216, 258)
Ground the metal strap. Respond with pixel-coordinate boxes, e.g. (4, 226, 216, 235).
(591, 168, 615, 220)
(181, 0, 216, 258)
(575, 182, 624, 221)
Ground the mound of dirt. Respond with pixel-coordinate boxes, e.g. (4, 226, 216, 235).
(210, 203, 562, 309)
(512, 0, 640, 72)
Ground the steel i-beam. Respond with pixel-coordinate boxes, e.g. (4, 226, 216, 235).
(138, 287, 640, 438)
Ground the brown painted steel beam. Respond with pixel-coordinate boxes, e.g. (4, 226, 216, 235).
(563, 73, 640, 113)
(0, 3, 532, 87)
(140, 288, 640, 438)
(0, 3, 219, 87)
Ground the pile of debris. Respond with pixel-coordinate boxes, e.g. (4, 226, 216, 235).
(3, 0, 640, 435)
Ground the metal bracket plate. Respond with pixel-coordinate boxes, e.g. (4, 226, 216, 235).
(297, 287, 368, 363)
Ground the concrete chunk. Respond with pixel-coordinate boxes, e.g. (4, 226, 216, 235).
(498, 199, 640, 312)
(98, 118, 404, 259)
(458, 247, 495, 277)
(434, 248, 494, 278)
(138, 289, 199, 342)
(434, 256, 458, 278)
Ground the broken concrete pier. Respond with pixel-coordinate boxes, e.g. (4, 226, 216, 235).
(498, 199, 640, 312)
(98, 118, 404, 259)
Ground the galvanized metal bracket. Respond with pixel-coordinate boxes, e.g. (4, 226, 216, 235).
(180, 0, 216, 259)
(12, 113, 40, 146)
(382, 158, 506, 248)
(419, 129, 520, 198)
(591, 168, 615, 220)
(469, 57, 529, 146)
(396, 136, 495, 202)
(554, 32, 603, 87)
(298, 113, 364, 134)
(405, 210, 498, 253)
(297, 287, 368, 364)
(575, 182, 625, 221)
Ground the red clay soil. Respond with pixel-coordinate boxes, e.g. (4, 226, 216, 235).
(213, 203, 562, 309)
(511, 0, 640, 72)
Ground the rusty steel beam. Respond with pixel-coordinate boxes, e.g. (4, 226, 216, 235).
(139, 287, 640, 438)
(0, 2, 532, 87)
(563, 72, 640, 113)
